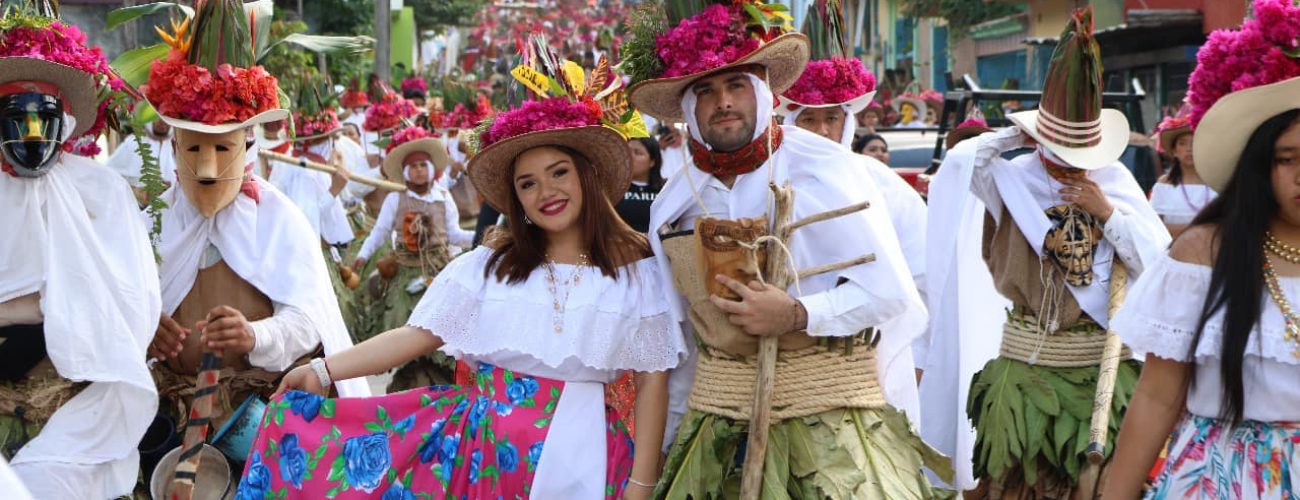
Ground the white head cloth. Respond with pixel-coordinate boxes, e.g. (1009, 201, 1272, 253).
(155, 176, 368, 397)
(0, 131, 162, 498)
(785, 104, 856, 147)
(680, 73, 773, 150)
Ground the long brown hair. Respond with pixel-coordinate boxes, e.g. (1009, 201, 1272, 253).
(484, 145, 651, 284)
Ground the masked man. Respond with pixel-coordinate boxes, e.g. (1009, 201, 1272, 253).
(627, 1, 950, 496)
(269, 75, 354, 250)
(921, 9, 1169, 495)
(142, 4, 368, 448)
(0, 10, 160, 498)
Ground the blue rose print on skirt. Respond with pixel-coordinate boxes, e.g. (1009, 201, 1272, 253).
(235, 363, 633, 498)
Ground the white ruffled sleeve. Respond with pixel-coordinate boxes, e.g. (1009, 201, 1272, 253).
(599, 258, 688, 372)
(1112, 253, 1211, 362)
(405, 246, 493, 342)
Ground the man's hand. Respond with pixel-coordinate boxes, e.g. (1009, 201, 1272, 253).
(1060, 175, 1115, 222)
(148, 313, 189, 360)
(708, 275, 807, 337)
(201, 305, 256, 358)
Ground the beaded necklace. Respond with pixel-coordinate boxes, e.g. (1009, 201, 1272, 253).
(1262, 234, 1300, 359)
(543, 253, 590, 334)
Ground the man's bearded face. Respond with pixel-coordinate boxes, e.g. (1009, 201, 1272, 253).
(691, 71, 758, 152)
(0, 91, 63, 177)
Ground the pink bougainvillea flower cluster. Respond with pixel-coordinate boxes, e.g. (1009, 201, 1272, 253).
(479, 97, 600, 148)
(654, 4, 760, 79)
(1187, 0, 1300, 127)
(385, 126, 434, 154)
(293, 108, 340, 138)
(363, 92, 420, 132)
(783, 57, 876, 106)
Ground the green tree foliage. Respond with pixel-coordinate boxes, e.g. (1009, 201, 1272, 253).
(900, 0, 1023, 39)
(410, 0, 486, 35)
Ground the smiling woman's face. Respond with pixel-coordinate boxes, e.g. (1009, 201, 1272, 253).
(513, 146, 585, 234)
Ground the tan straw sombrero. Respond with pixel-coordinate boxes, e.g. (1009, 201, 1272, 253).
(0, 58, 99, 138)
(469, 125, 631, 214)
(628, 33, 809, 123)
(1007, 8, 1129, 170)
(383, 136, 450, 185)
(1194, 76, 1300, 192)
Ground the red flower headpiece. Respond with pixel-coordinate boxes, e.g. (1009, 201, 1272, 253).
(293, 108, 339, 138)
(145, 50, 280, 126)
(363, 92, 420, 132)
(401, 77, 428, 95)
(1187, 0, 1300, 128)
(341, 89, 369, 108)
(0, 19, 124, 142)
(655, 4, 761, 79)
(385, 126, 434, 154)
(783, 57, 875, 106)
(478, 97, 601, 149)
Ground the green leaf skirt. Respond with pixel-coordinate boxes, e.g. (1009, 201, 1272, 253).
(656, 406, 953, 499)
(967, 357, 1140, 492)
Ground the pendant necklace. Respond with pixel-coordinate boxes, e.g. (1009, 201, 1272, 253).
(544, 252, 590, 334)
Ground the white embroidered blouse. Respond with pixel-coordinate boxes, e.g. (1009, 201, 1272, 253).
(1114, 253, 1300, 421)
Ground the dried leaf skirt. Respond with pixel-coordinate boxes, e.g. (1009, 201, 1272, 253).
(656, 406, 951, 499)
(967, 357, 1140, 496)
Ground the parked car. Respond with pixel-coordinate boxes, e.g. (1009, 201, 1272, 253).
(869, 129, 943, 196)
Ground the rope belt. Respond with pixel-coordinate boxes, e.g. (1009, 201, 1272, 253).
(0, 367, 85, 422)
(394, 243, 450, 269)
(689, 339, 885, 422)
(999, 310, 1131, 367)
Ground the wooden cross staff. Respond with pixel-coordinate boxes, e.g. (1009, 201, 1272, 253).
(1077, 261, 1129, 500)
(257, 150, 407, 191)
(737, 183, 875, 500)
(169, 350, 221, 500)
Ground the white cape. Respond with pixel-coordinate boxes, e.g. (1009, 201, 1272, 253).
(649, 126, 928, 421)
(156, 177, 368, 397)
(1, 154, 161, 499)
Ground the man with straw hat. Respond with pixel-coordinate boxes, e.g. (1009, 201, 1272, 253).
(141, 1, 368, 467)
(922, 7, 1169, 496)
(625, 0, 948, 496)
(0, 2, 160, 497)
(352, 125, 472, 390)
(776, 0, 932, 377)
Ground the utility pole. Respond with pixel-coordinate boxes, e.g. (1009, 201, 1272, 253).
(375, 0, 391, 83)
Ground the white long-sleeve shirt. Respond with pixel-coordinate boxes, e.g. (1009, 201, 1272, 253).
(357, 188, 474, 261)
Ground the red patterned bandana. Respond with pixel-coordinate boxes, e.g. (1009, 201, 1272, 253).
(689, 120, 783, 177)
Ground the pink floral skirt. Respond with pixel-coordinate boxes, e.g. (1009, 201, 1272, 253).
(234, 362, 632, 499)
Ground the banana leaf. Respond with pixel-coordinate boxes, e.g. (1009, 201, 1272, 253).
(259, 33, 374, 62)
(110, 42, 169, 88)
(105, 2, 193, 31)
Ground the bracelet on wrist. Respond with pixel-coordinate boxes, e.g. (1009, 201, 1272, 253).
(627, 477, 657, 489)
(309, 357, 333, 390)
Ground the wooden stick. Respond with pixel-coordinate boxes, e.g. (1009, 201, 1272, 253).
(258, 150, 407, 191)
(797, 254, 876, 280)
(787, 200, 870, 233)
(170, 351, 221, 500)
(738, 183, 797, 500)
(1078, 262, 1129, 499)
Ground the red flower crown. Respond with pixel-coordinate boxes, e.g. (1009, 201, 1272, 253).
(1187, 0, 1300, 128)
(385, 126, 434, 154)
(146, 50, 280, 126)
(478, 97, 601, 149)
(363, 92, 420, 132)
(293, 108, 340, 138)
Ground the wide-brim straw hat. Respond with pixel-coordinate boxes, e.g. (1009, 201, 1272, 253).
(1008, 108, 1129, 170)
(467, 126, 630, 214)
(0, 57, 98, 137)
(776, 90, 876, 118)
(628, 33, 810, 123)
(159, 108, 290, 135)
(382, 137, 450, 186)
(1194, 76, 1300, 192)
(1158, 122, 1192, 155)
(891, 96, 927, 115)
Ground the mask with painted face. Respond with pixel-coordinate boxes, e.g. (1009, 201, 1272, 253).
(0, 91, 64, 177)
(174, 128, 248, 217)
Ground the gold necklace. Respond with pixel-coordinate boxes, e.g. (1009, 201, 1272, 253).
(1265, 231, 1300, 264)
(1262, 252, 1300, 359)
(543, 253, 590, 334)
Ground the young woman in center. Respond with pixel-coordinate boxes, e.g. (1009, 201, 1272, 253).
(235, 97, 685, 500)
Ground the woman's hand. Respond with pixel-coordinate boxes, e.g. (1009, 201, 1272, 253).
(273, 364, 325, 399)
